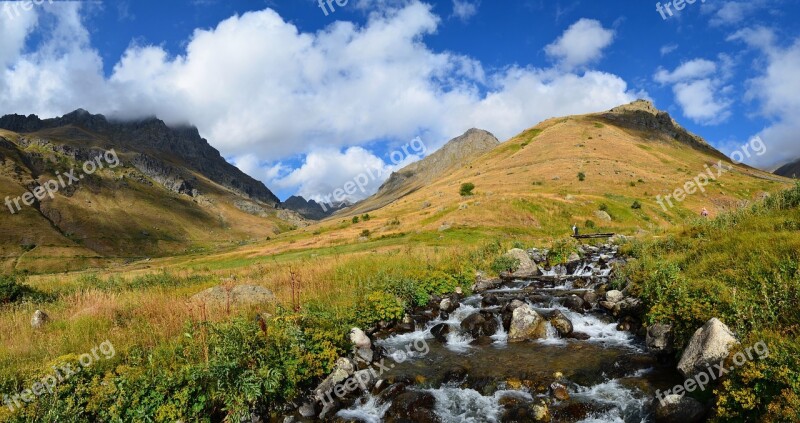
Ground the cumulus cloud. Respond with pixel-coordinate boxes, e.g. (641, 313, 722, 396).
(702, 0, 773, 27)
(654, 57, 733, 125)
(729, 28, 800, 168)
(544, 19, 615, 70)
(0, 2, 639, 200)
(451, 0, 479, 22)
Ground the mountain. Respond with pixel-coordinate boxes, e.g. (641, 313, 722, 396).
(0, 110, 298, 273)
(281, 195, 348, 220)
(774, 158, 800, 178)
(340, 128, 500, 215)
(282, 100, 790, 248)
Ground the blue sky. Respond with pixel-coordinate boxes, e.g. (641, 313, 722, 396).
(0, 0, 798, 202)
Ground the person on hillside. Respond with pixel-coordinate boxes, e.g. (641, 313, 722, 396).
(572, 224, 579, 236)
(701, 208, 709, 218)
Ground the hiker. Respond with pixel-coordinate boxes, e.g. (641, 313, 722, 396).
(701, 207, 709, 218)
(572, 224, 579, 236)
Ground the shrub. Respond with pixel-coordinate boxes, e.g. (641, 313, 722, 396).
(360, 229, 371, 238)
(0, 274, 50, 304)
(490, 255, 520, 274)
(585, 220, 596, 229)
(577, 172, 586, 181)
(352, 216, 360, 224)
(362, 214, 371, 221)
(599, 203, 609, 212)
(631, 200, 642, 209)
(356, 292, 405, 325)
(459, 182, 475, 196)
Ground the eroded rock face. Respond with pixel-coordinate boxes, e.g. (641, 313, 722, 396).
(677, 318, 738, 377)
(509, 304, 547, 341)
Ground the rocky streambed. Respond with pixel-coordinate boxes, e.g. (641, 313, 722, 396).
(288, 241, 690, 422)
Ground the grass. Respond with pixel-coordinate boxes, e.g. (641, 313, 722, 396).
(621, 182, 800, 421)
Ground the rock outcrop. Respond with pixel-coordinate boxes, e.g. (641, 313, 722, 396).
(677, 318, 738, 377)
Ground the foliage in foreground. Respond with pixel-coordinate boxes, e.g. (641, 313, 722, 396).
(622, 183, 800, 422)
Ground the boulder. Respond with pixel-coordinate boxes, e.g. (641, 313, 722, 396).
(191, 284, 276, 307)
(549, 382, 570, 401)
(605, 290, 624, 303)
(594, 210, 612, 221)
(646, 324, 674, 354)
(349, 328, 372, 349)
(563, 295, 585, 312)
(549, 310, 573, 336)
(505, 248, 541, 277)
(481, 294, 500, 307)
(460, 313, 487, 338)
(677, 318, 739, 378)
(439, 297, 459, 313)
(385, 391, 440, 423)
(654, 394, 705, 423)
(508, 305, 547, 341)
(431, 323, 450, 343)
(313, 358, 355, 402)
(31, 310, 49, 329)
(582, 291, 598, 306)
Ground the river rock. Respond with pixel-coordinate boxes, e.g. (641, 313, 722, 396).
(461, 313, 487, 338)
(677, 318, 739, 377)
(654, 394, 705, 423)
(582, 291, 598, 307)
(549, 382, 570, 401)
(431, 323, 450, 342)
(482, 294, 501, 307)
(439, 297, 459, 313)
(31, 310, 49, 329)
(549, 310, 573, 336)
(508, 305, 547, 341)
(385, 391, 440, 423)
(473, 272, 501, 292)
(646, 323, 674, 354)
(563, 295, 585, 312)
(605, 290, 624, 303)
(350, 328, 372, 349)
(505, 248, 541, 277)
(313, 357, 355, 403)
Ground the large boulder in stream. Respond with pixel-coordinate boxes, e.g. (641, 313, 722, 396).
(461, 312, 499, 338)
(431, 323, 450, 342)
(654, 394, 706, 423)
(505, 248, 541, 277)
(508, 304, 547, 341)
(677, 318, 739, 377)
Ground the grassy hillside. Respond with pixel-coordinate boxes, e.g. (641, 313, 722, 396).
(621, 182, 800, 421)
(0, 129, 294, 274)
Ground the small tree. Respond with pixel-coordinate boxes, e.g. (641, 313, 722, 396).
(352, 216, 360, 224)
(577, 172, 586, 181)
(460, 182, 475, 196)
(362, 214, 371, 221)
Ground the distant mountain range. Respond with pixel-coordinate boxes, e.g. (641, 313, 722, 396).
(774, 158, 800, 179)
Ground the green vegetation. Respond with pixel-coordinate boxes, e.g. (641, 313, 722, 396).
(622, 183, 800, 422)
(585, 220, 596, 229)
(577, 172, 586, 182)
(0, 275, 50, 304)
(490, 255, 520, 274)
(360, 229, 371, 238)
(362, 214, 371, 221)
(352, 216, 360, 224)
(631, 200, 642, 209)
(460, 182, 476, 196)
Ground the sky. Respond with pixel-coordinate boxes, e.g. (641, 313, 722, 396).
(0, 0, 798, 203)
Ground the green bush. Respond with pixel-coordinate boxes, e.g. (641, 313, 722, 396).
(631, 200, 642, 209)
(0, 274, 50, 304)
(360, 229, 371, 238)
(352, 216, 360, 224)
(577, 172, 586, 181)
(459, 182, 475, 196)
(362, 214, 371, 221)
(585, 220, 596, 229)
(355, 292, 406, 325)
(490, 255, 520, 274)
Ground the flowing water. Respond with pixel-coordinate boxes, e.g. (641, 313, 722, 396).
(335, 245, 682, 422)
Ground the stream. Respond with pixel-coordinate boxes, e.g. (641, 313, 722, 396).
(329, 244, 683, 422)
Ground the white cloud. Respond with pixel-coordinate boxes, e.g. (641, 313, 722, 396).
(0, 3, 639, 199)
(660, 44, 679, 56)
(654, 57, 733, 125)
(544, 19, 615, 70)
(731, 30, 800, 168)
(703, 0, 772, 27)
(451, 0, 479, 22)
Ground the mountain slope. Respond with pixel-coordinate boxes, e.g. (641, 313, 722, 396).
(272, 100, 790, 250)
(0, 111, 298, 273)
(775, 158, 800, 178)
(341, 128, 500, 215)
